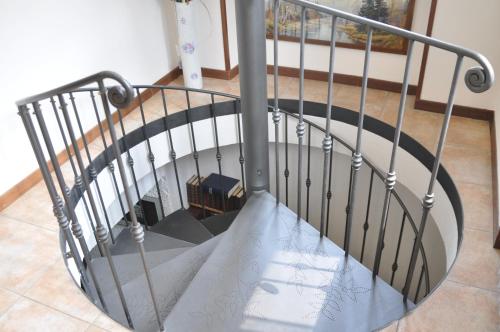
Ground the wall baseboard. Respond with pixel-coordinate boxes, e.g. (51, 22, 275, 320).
(415, 98, 494, 121)
(266, 65, 418, 95)
(0, 67, 182, 211)
(491, 119, 500, 248)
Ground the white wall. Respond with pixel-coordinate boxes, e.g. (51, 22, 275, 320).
(0, 0, 179, 195)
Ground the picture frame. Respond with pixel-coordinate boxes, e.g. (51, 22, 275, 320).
(265, 0, 417, 55)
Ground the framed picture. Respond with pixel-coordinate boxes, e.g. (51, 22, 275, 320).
(265, 0, 416, 54)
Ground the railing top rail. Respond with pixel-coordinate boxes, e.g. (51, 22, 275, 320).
(16, 71, 135, 108)
(283, 0, 494, 93)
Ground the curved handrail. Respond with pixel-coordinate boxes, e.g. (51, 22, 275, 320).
(284, 0, 494, 93)
(16, 71, 135, 108)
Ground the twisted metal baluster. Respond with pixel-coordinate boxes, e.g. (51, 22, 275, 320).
(69, 93, 115, 244)
(235, 100, 246, 194)
(116, 108, 148, 229)
(210, 94, 226, 213)
(296, 7, 307, 221)
(360, 168, 374, 264)
(284, 113, 289, 206)
(373, 40, 415, 278)
(305, 123, 312, 222)
(98, 82, 164, 331)
(320, 16, 337, 237)
(58, 93, 133, 328)
(390, 212, 406, 286)
(403, 56, 464, 301)
(90, 91, 127, 224)
(136, 88, 166, 220)
(32, 102, 107, 311)
(160, 89, 185, 209)
(273, 0, 281, 205)
(344, 28, 373, 257)
(186, 91, 206, 217)
(325, 141, 334, 237)
(51, 97, 101, 254)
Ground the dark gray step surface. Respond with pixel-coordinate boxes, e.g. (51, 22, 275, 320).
(150, 209, 213, 244)
(101, 234, 222, 332)
(88, 247, 189, 296)
(200, 210, 239, 236)
(96, 227, 194, 257)
(164, 192, 414, 332)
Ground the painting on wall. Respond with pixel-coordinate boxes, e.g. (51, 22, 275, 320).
(265, 0, 416, 54)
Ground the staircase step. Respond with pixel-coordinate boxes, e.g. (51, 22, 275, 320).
(200, 210, 239, 236)
(164, 191, 414, 331)
(101, 227, 194, 256)
(88, 247, 189, 295)
(101, 234, 222, 332)
(151, 209, 213, 244)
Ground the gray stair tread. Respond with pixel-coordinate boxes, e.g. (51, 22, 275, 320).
(105, 227, 194, 256)
(164, 192, 414, 332)
(151, 209, 213, 244)
(200, 210, 239, 236)
(102, 234, 222, 332)
(89, 247, 189, 295)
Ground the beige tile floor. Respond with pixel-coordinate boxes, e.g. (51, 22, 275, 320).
(0, 75, 498, 331)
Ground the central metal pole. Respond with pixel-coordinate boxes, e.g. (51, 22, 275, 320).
(235, 0, 270, 193)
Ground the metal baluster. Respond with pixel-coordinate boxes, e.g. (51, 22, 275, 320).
(160, 89, 185, 209)
(320, 16, 337, 237)
(58, 94, 133, 328)
(273, 0, 281, 205)
(414, 264, 425, 303)
(373, 40, 415, 278)
(98, 82, 164, 331)
(344, 164, 353, 246)
(390, 212, 406, 286)
(185, 91, 206, 218)
(360, 168, 374, 263)
(136, 88, 166, 220)
(403, 56, 464, 301)
(32, 102, 107, 311)
(305, 123, 312, 222)
(211, 94, 223, 175)
(344, 28, 373, 257)
(90, 91, 127, 224)
(325, 141, 334, 237)
(116, 108, 148, 229)
(235, 100, 246, 193)
(51, 97, 101, 254)
(210, 94, 226, 213)
(284, 113, 289, 206)
(296, 6, 307, 221)
(69, 93, 115, 244)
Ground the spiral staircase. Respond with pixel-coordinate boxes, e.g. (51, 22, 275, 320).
(16, 0, 494, 331)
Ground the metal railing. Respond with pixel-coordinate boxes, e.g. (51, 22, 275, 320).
(270, 0, 494, 300)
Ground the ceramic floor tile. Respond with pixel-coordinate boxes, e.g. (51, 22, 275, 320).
(25, 260, 102, 323)
(448, 228, 500, 291)
(2, 182, 57, 231)
(0, 298, 89, 332)
(334, 83, 390, 118)
(85, 325, 109, 332)
(0, 288, 20, 316)
(379, 320, 399, 332)
(381, 108, 443, 152)
(446, 116, 491, 150)
(0, 215, 60, 293)
(442, 145, 492, 186)
(92, 312, 130, 332)
(398, 281, 499, 332)
(456, 181, 494, 232)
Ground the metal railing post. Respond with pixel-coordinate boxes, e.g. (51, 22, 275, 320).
(235, 0, 270, 193)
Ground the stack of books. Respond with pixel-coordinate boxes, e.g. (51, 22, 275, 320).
(186, 173, 246, 214)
